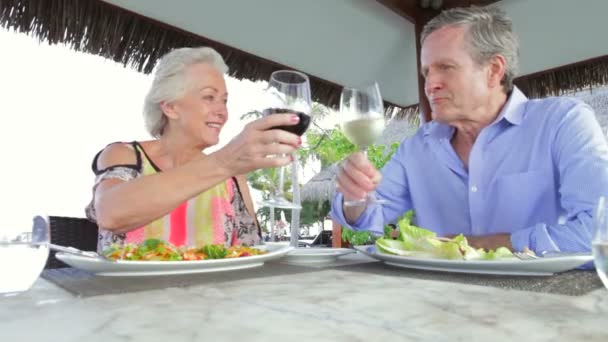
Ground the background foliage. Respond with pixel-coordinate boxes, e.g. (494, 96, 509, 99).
(241, 106, 400, 241)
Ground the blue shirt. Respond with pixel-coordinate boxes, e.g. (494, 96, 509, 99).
(331, 87, 608, 254)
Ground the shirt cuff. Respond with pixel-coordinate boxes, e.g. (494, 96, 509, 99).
(330, 192, 384, 235)
(510, 223, 559, 254)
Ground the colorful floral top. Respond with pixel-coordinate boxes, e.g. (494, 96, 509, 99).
(85, 142, 261, 252)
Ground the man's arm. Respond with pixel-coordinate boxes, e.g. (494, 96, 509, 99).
(510, 102, 608, 253)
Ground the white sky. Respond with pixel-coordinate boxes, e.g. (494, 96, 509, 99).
(0, 28, 334, 235)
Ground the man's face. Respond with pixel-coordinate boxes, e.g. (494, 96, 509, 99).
(421, 25, 493, 124)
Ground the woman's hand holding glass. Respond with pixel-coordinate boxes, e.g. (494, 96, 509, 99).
(260, 70, 312, 209)
(212, 113, 301, 176)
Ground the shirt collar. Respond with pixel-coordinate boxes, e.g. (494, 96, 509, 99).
(423, 86, 528, 139)
(494, 86, 527, 126)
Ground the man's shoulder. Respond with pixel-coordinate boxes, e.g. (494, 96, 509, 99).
(523, 95, 594, 126)
(401, 121, 433, 145)
(525, 95, 590, 115)
(388, 121, 444, 159)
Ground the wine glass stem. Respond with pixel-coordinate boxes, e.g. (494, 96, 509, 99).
(277, 164, 286, 199)
(361, 146, 372, 201)
(361, 146, 369, 159)
(290, 155, 301, 248)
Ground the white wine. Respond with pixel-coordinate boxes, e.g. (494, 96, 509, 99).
(341, 116, 385, 147)
(593, 242, 608, 289)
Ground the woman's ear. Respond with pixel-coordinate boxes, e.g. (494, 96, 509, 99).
(487, 54, 507, 89)
(160, 101, 180, 119)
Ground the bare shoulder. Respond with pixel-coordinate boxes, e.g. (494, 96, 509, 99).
(95, 142, 139, 171)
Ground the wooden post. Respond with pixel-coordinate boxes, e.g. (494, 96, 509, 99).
(415, 12, 436, 123)
(332, 219, 342, 248)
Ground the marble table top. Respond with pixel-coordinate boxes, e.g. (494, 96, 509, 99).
(2, 255, 607, 342)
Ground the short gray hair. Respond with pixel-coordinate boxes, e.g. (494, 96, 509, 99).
(421, 6, 519, 92)
(143, 47, 229, 138)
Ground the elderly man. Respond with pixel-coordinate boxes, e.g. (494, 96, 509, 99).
(330, 6, 608, 254)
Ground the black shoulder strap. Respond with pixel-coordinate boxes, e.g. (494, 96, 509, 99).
(130, 141, 143, 170)
(91, 141, 142, 176)
(133, 141, 162, 172)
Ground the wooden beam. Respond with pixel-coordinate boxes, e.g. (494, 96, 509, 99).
(377, 0, 503, 24)
(440, 0, 503, 9)
(376, 0, 420, 23)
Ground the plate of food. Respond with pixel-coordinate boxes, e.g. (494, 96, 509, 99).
(354, 210, 592, 276)
(283, 247, 355, 265)
(355, 245, 592, 276)
(55, 239, 293, 276)
(260, 241, 355, 264)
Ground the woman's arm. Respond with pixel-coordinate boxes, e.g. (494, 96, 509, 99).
(94, 143, 231, 233)
(94, 114, 301, 233)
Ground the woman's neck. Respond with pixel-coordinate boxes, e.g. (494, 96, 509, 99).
(155, 129, 206, 169)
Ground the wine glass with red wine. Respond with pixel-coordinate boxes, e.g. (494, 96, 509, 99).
(261, 70, 312, 209)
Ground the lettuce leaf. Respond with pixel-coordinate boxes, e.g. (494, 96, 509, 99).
(376, 238, 431, 257)
(432, 240, 464, 259)
(480, 247, 514, 260)
(375, 210, 513, 261)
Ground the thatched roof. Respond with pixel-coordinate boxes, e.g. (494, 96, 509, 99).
(301, 164, 340, 203)
(2, 1, 607, 117)
(0, 0, 408, 114)
(580, 87, 608, 131)
(515, 56, 608, 99)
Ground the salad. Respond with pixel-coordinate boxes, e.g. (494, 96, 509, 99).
(376, 211, 514, 260)
(102, 239, 267, 261)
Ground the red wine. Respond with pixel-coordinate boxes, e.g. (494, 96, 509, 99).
(263, 108, 311, 136)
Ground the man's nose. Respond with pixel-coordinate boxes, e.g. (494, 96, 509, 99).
(425, 73, 442, 96)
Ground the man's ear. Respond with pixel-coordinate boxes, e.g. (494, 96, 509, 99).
(487, 54, 507, 89)
(160, 101, 180, 119)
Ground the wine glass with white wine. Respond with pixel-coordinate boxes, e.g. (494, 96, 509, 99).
(339, 82, 386, 207)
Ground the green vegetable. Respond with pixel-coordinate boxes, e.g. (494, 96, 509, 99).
(141, 238, 162, 250)
(198, 245, 228, 259)
(376, 238, 422, 256)
(342, 227, 354, 243)
(341, 228, 375, 245)
(383, 225, 395, 239)
(480, 246, 514, 260)
(375, 210, 513, 260)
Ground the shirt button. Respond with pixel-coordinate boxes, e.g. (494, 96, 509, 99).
(470, 185, 478, 193)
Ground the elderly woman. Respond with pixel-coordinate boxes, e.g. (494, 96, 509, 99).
(85, 47, 301, 251)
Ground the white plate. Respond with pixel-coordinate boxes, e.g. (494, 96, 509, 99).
(284, 247, 355, 265)
(55, 245, 293, 277)
(354, 245, 593, 276)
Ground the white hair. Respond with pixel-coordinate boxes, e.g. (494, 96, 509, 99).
(421, 6, 519, 93)
(143, 47, 229, 138)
